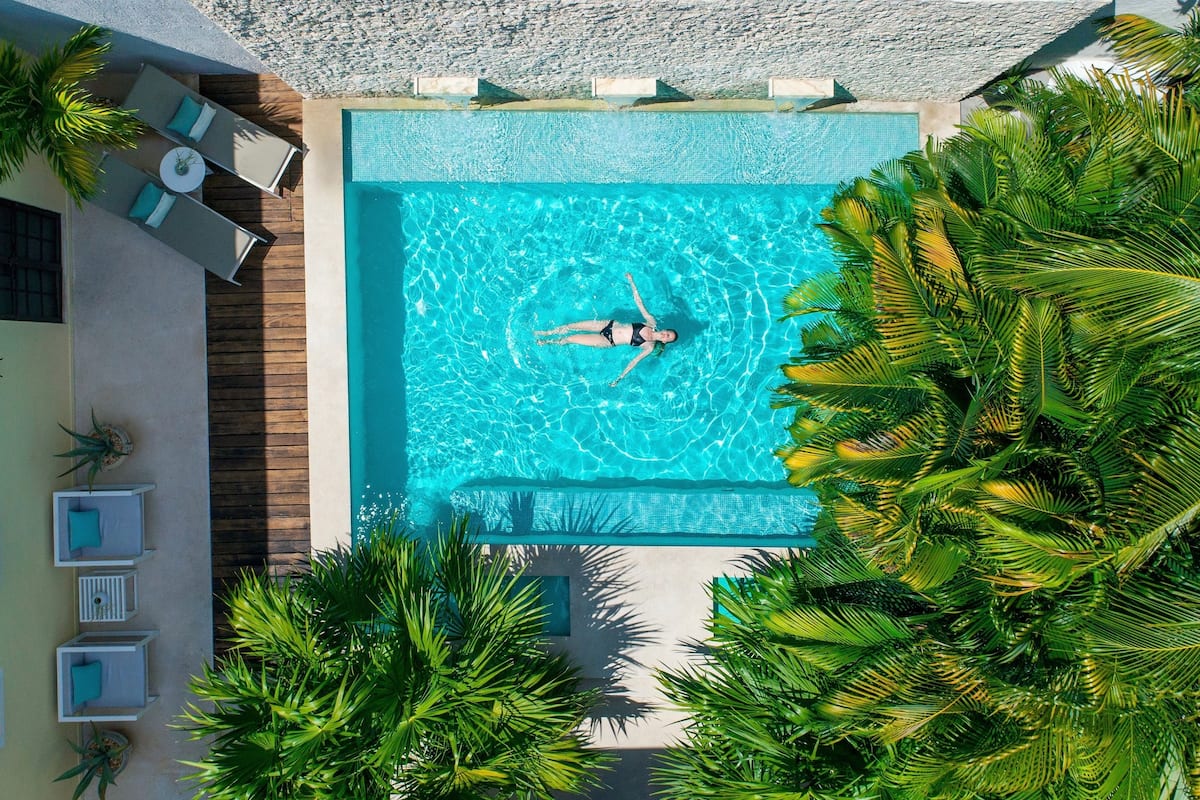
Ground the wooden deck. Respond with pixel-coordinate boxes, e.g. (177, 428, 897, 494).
(199, 74, 309, 645)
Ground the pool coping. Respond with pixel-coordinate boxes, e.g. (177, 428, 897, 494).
(302, 97, 961, 550)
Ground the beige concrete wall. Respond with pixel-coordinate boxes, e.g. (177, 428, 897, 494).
(0, 163, 77, 797)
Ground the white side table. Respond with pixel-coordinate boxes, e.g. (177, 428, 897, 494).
(79, 570, 139, 623)
(160, 146, 206, 192)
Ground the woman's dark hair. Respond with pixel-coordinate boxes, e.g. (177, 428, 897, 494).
(654, 329, 679, 357)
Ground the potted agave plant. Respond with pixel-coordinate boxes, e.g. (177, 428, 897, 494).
(54, 724, 130, 800)
(56, 410, 133, 489)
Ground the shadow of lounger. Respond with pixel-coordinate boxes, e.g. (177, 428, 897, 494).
(122, 63, 301, 197)
(91, 153, 265, 284)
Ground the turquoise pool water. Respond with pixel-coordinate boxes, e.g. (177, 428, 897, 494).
(345, 111, 918, 543)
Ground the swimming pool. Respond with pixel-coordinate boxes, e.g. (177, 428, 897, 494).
(344, 110, 918, 544)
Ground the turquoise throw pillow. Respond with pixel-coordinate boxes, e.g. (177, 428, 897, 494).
(68, 509, 102, 550)
(166, 95, 203, 137)
(71, 661, 103, 705)
(128, 182, 164, 222)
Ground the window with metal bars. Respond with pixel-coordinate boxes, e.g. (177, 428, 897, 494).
(0, 197, 62, 322)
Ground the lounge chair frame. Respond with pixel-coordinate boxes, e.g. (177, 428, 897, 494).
(123, 63, 301, 197)
(56, 631, 159, 722)
(90, 154, 265, 284)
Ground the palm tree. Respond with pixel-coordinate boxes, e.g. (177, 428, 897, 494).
(1103, 9, 1200, 88)
(181, 519, 608, 799)
(0, 25, 140, 203)
(658, 19, 1200, 799)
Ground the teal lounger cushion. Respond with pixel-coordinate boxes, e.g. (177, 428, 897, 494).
(71, 661, 103, 705)
(128, 182, 164, 222)
(68, 509, 102, 550)
(166, 95, 203, 137)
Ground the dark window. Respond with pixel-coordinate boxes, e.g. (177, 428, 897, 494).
(0, 197, 62, 322)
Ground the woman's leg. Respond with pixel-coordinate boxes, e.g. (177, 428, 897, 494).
(539, 333, 612, 348)
(535, 320, 608, 336)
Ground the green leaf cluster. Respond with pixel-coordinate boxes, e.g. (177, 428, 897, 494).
(55, 408, 130, 490)
(0, 25, 140, 203)
(660, 12, 1200, 800)
(180, 519, 608, 799)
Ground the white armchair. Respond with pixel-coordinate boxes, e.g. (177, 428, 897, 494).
(56, 631, 159, 722)
(52, 484, 155, 567)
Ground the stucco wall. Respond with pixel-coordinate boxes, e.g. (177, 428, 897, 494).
(189, 0, 1104, 100)
(0, 160, 77, 799)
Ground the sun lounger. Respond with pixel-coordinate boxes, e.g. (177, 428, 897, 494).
(122, 63, 301, 197)
(90, 154, 264, 284)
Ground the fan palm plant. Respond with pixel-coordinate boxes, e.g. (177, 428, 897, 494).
(0, 25, 140, 203)
(180, 518, 608, 799)
(659, 16, 1200, 800)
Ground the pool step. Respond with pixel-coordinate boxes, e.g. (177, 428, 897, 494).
(768, 76, 837, 110)
(591, 77, 662, 107)
(450, 484, 819, 547)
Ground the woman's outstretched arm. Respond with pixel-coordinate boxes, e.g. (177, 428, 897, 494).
(625, 272, 657, 327)
(610, 346, 653, 387)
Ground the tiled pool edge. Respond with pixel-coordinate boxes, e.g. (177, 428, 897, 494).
(303, 97, 353, 551)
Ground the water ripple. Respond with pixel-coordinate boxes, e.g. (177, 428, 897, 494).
(349, 182, 837, 521)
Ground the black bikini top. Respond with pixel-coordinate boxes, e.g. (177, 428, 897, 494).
(630, 323, 646, 347)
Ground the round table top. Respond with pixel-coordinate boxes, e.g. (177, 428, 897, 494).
(160, 146, 205, 193)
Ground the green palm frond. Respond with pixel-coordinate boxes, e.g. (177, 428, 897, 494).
(976, 515, 1101, 590)
(0, 26, 139, 203)
(1104, 11, 1200, 85)
(896, 538, 969, 591)
(1114, 422, 1200, 573)
(765, 603, 914, 647)
(976, 478, 1088, 523)
(181, 518, 607, 799)
(1007, 297, 1084, 426)
(832, 418, 941, 486)
(27, 24, 111, 88)
(779, 341, 931, 412)
(1086, 580, 1200, 691)
(980, 230, 1200, 357)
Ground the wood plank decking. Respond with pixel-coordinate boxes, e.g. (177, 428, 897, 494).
(199, 74, 310, 645)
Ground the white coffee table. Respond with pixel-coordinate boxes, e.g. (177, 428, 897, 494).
(160, 146, 206, 192)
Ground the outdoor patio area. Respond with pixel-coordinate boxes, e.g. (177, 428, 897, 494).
(55, 70, 308, 792)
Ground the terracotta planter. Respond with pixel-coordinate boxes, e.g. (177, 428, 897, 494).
(87, 729, 130, 777)
(99, 424, 133, 471)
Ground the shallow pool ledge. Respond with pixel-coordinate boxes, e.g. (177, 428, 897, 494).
(451, 484, 819, 548)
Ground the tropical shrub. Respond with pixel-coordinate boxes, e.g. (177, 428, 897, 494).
(181, 519, 607, 799)
(0, 25, 140, 203)
(658, 15, 1200, 800)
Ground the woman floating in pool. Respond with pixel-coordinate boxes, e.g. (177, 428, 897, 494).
(536, 272, 678, 387)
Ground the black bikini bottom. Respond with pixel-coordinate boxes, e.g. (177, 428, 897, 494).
(600, 320, 615, 345)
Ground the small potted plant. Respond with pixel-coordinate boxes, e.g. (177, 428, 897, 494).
(174, 149, 197, 176)
(54, 724, 130, 800)
(56, 409, 133, 489)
